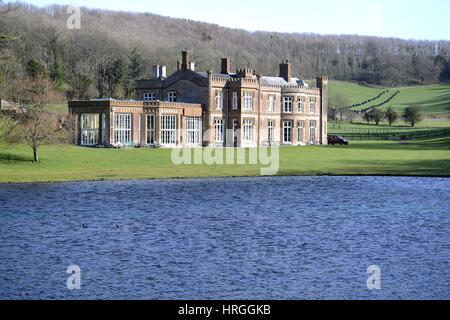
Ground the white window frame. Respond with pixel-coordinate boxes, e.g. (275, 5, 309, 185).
(283, 120, 292, 144)
(81, 113, 99, 146)
(232, 119, 238, 145)
(160, 114, 177, 146)
(214, 119, 224, 143)
(283, 97, 293, 113)
(243, 119, 253, 144)
(310, 98, 316, 113)
(267, 119, 274, 143)
(101, 112, 107, 144)
(146, 114, 156, 144)
(297, 120, 305, 144)
(232, 92, 238, 110)
(268, 95, 275, 112)
(243, 91, 253, 111)
(215, 90, 224, 110)
(186, 117, 202, 146)
(114, 113, 132, 145)
(143, 92, 156, 101)
(168, 91, 177, 102)
(309, 120, 317, 144)
(298, 97, 305, 113)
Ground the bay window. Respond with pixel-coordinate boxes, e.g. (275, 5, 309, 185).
(81, 113, 99, 146)
(283, 120, 292, 144)
(161, 114, 177, 145)
(146, 114, 155, 144)
(243, 92, 253, 111)
(186, 117, 202, 145)
(283, 97, 293, 113)
(114, 113, 132, 145)
(298, 97, 305, 113)
(243, 119, 253, 144)
(214, 119, 224, 143)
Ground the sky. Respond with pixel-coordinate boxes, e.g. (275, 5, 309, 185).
(15, 0, 450, 40)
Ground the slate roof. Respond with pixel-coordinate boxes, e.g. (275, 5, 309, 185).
(260, 76, 308, 87)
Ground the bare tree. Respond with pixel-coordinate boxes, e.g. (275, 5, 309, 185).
(0, 1, 21, 14)
(1, 76, 71, 162)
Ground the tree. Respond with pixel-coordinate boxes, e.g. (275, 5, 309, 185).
(385, 107, 398, 126)
(125, 48, 146, 98)
(363, 111, 372, 124)
(26, 59, 47, 78)
(402, 105, 422, 127)
(328, 107, 338, 121)
(1, 76, 71, 162)
(329, 92, 350, 121)
(128, 48, 145, 81)
(368, 108, 384, 125)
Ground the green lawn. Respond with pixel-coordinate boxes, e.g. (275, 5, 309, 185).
(329, 80, 450, 116)
(1, 137, 449, 183)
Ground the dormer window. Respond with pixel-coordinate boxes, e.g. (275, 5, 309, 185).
(168, 91, 177, 102)
(143, 92, 156, 101)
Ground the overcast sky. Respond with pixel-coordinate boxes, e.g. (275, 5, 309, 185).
(18, 0, 450, 40)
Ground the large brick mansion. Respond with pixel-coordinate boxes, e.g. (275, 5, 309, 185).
(69, 50, 328, 147)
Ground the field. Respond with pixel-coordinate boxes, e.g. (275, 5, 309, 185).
(329, 80, 450, 117)
(0, 137, 449, 183)
(0, 81, 449, 183)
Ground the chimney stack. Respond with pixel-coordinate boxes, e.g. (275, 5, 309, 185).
(279, 60, 292, 82)
(152, 65, 160, 79)
(221, 58, 231, 74)
(160, 65, 167, 78)
(181, 49, 190, 71)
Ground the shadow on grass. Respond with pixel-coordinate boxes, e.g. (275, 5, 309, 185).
(337, 159, 450, 177)
(279, 158, 450, 177)
(345, 136, 450, 151)
(0, 152, 32, 163)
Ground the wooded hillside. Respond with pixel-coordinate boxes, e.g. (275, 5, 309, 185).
(1, 2, 450, 101)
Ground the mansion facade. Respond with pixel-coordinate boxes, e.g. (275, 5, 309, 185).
(69, 50, 328, 147)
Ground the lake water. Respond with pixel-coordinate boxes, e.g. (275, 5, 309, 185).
(0, 176, 449, 300)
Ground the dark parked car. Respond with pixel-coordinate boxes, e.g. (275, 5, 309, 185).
(328, 135, 349, 145)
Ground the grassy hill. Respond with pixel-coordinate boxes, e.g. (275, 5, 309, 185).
(329, 81, 450, 117)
